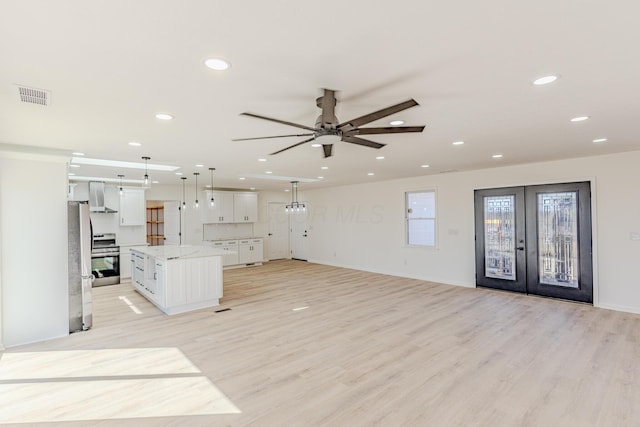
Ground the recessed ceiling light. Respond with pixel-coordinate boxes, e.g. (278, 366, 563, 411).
(68, 173, 75, 176)
(204, 58, 230, 71)
(320, 166, 328, 170)
(72, 152, 85, 156)
(175, 172, 183, 175)
(265, 171, 273, 174)
(311, 143, 322, 148)
(317, 176, 324, 179)
(239, 177, 246, 180)
(152, 181, 159, 184)
(570, 116, 590, 122)
(258, 158, 267, 162)
(128, 141, 142, 147)
(452, 141, 465, 146)
(155, 113, 174, 120)
(593, 138, 608, 143)
(421, 164, 430, 168)
(492, 154, 503, 158)
(195, 164, 204, 168)
(249, 187, 256, 190)
(533, 75, 559, 85)
(376, 156, 385, 160)
(389, 120, 405, 126)
(69, 164, 80, 168)
(284, 189, 290, 192)
(367, 172, 375, 176)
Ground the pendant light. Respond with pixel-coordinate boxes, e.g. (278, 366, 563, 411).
(142, 156, 150, 186)
(181, 176, 187, 211)
(285, 181, 306, 213)
(208, 167, 216, 207)
(117, 174, 125, 196)
(193, 172, 200, 209)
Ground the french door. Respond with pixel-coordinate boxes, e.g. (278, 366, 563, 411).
(474, 182, 593, 303)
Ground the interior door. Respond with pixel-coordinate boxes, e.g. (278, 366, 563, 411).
(474, 182, 592, 304)
(267, 202, 289, 260)
(290, 207, 309, 261)
(163, 201, 180, 245)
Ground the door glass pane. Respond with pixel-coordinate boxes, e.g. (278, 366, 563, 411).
(538, 192, 579, 288)
(484, 196, 516, 280)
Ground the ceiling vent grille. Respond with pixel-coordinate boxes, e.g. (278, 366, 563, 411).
(16, 85, 50, 106)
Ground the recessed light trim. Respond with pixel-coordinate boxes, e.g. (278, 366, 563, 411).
(389, 120, 405, 126)
(204, 58, 230, 71)
(258, 158, 267, 162)
(421, 164, 430, 168)
(492, 154, 504, 158)
(593, 138, 608, 143)
(317, 176, 324, 179)
(376, 156, 385, 160)
(69, 164, 80, 168)
(72, 152, 85, 156)
(265, 171, 273, 174)
(311, 143, 322, 148)
(533, 75, 559, 85)
(128, 141, 142, 147)
(367, 172, 374, 176)
(320, 166, 328, 170)
(175, 172, 183, 175)
(452, 141, 465, 146)
(570, 116, 590, 122)
(239, 177, 246, 181)
(195, 164, 204, 168)
(155, 113, 174, 120)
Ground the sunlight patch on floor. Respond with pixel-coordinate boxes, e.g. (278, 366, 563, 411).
(0, 348, 241, 424)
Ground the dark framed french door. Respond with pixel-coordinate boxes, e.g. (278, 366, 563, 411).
(474, 182, 593, 304)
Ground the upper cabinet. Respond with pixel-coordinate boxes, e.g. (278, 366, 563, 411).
(202, 191, 258, 223)
(119, 188, 145, 226)
(202, 191, 234, 223)
(234, 192, 258, 222)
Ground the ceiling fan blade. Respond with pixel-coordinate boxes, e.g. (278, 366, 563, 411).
(341, 135, 386, 149)
(344, 126, 425, 136)
(232, 133, 314, 141)
(322, 144, 333, 158)
(240, 112, 317, 132)
(320, 89, 337, 129)
(337, 99, 419, 131)
(269, 137, 316, 155)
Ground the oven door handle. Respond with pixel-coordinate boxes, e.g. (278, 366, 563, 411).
(91, 252, 120, 258)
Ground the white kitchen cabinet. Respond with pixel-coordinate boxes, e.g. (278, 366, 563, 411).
(238, 238, 264, 264)
(119, 188, 145, 226)
(202, 191, 234, 223)
(233, 192, 258, 222)
(206, 240, 239, 266)
(131, 247, 224, 315)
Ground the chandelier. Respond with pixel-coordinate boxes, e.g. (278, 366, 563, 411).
(285, 181, 306, 213)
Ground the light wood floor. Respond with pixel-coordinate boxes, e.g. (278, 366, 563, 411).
(2, 260, 640, 426)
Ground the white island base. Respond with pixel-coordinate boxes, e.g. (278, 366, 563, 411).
(131, 245, 227, 315)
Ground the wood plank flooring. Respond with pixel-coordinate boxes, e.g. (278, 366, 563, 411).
(1, 260, 640, 426)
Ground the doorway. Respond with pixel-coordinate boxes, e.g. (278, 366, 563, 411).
(267, 202, 289, 260)
(474, 182, 593, 303)
(290, 207, 309, 261)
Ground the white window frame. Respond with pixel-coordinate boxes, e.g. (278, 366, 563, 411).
(405, 190, 437, 248)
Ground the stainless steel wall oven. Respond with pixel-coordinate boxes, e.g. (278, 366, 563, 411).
(91, 233, 120, 286)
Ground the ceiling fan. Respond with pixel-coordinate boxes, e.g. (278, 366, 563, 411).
(233, 89, 425, 158)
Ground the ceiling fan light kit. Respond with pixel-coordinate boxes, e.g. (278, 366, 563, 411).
(234, 88, 425, 158)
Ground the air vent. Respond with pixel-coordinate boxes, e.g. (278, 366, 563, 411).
(16, 85, 50, 106)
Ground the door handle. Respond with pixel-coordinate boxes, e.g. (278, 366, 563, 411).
(268, 233, 273, 236)
(516, 246, 525, 251)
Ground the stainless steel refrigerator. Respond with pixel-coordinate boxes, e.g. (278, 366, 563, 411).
(68, 200, 93, 332)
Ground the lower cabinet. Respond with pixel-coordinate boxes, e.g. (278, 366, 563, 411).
(238, 239, 264, 264)
(131, 249, 222, 315)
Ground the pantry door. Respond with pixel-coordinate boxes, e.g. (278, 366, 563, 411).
(475, 182, 593, 304)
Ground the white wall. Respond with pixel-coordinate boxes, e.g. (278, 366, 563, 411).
(302, 151, 640, 314)
(0, 154, 70, 347)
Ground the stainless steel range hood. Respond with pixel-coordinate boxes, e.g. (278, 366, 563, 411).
(89, 181, 118, 213)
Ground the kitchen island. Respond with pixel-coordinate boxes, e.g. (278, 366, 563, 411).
(130, 245, 228, 315)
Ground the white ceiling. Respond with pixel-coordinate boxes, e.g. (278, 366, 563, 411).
(1, 0, 639, 191)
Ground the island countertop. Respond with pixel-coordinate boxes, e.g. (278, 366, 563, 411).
(131, 244, 229, 260)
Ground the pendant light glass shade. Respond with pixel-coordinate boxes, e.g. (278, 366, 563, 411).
(142, 156, 150, 186)
(118, 174, 125, 195)
(181, 176, 187, 210)
(193, 172, 200, 209)
(209, 167, 216, 207)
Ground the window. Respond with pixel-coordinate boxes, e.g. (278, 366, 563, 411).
(406, 190, 436, 247)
